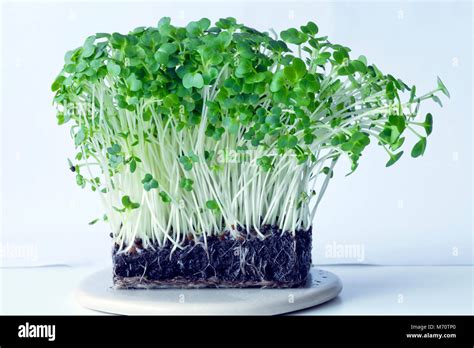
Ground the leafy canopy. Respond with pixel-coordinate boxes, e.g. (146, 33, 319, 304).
(53, 17, 447, 173)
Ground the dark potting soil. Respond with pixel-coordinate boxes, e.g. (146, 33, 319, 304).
(112, 225, 312, 288)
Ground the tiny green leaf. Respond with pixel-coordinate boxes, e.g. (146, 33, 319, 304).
(107, 61, 121, 77)
(350, 60, 367, 73)
(257, 156, 273, 171)
(179, 156, 194, 171)
(142, 173, 158, 191)
(127, 74, 143, 92)
(88, 218, 99, 225)
(424, 113, 433, 136)
(386, 151, 404, 167)
(206, 199, 219, 210)
(283, 66, 297, 83)
(129, 159, 137, 173)
(223, 117, 239, 134)
(179, 178, 194, 192)
(51, 75, 65, 91)
(437, 76, 450, 98)
(432, 95, 443, 107)
(183, 73, 204, 89)
(386, 81, 395, 100)
(159, 191, 171, 203)
(76, 174, 85, 187)
(300, 21, 318, 36)
(121, 195, 140, 210)
(74, 127, 86, 146)
(270, 70, 285, 92)
(411, 138, 427, 158)
(121, 195, 131, 206)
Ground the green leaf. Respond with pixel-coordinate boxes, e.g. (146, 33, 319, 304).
(270, 70, 285, 92)
(186, 19, 209, 36)
(299, 74, 320, 92)
(76, 174, 85, 187)
(121, 195, 140, 210)
(82, 44, 95, 58)
(88, 218, 99, 225)
(154, 43, 178, 65)
(160, 42, 178, 55)
(283, 66, 297, 83)
(330, 133, 346, 146)
(223, 117, 239, 134)
(304, 133, 315, 144)
(424, 113, 433, 136)
(127, 74, 142, 92)
(154, 51, 169, 65)
(235, 60, 253, 78)
(300, 21, 318, 36)
(63, 76, 73, 87)
(321, 166, 334, 178)
(197, 18, 211, 31)
(121, 195, 131, 206)
(129, 159, 137, 173)
(74, 127, 86, 146)
(246, 72, 266, 84)
(215, 17, 237, 30)
(107, 143, 121, 155)
(158, 17, 171, 29)
(106, 61, 121, 77)
(411, 137, 427, 158)
(386, 151, 404, 167)
(257, 156, 273, 171)
(76, 61, 87, 73)
(388, 115, 406, 133)
(141, 173, 158, 191)
(65, 64, 76, 73)
(314, 52, 331, 65)
(188, 152, 199, 163)
(183, 72, 204, 89)
(51, 75, 65, 91)
(437, 76, 450, 98)
(409, 86, 417, 103)
(163, 94, 179, 108)
(432, 95, 443, 107)
(333, 50, 348, 64)
(391, 137, 405, 151)
(386, 81, 395, 100)
(205, 199, 219, 210)
(287, 135, 298, 148)
(179, 178, 194, 192)
(142, 173, 153, 183)
(159, 191, 171, 203)
(292, 58, 306, 78)
(280, 28, 308, 45)
(109, 154, 123, 168)
(277, 134, 298, 149)
(179, 156, 194, 171)
(350, 60, 367, 73)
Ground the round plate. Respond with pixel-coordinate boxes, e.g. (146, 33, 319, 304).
(75, 267, 342, 315)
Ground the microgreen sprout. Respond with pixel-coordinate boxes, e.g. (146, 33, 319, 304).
(52, 17, 448, 251)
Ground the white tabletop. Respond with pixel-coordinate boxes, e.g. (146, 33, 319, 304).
(1, 265, 472, 315)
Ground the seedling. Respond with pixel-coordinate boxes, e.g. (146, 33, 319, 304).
(52, 18, 447, 287)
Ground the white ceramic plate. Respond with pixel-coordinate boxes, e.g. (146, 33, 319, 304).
(75, 267, 342, 315)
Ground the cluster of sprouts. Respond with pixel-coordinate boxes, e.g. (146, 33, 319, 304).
(52, 17, 448, 251)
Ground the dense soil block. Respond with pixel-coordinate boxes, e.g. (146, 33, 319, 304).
(112, 226, 312, 288)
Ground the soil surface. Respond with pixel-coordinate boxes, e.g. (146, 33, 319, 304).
(112, 225, 312, 288)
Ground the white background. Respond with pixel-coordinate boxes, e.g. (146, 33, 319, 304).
(0, 0, 472, 267)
